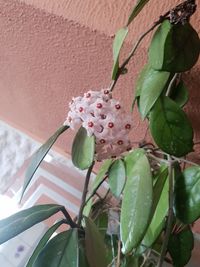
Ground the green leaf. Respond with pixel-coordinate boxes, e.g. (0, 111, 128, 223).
(168, 227, 194, 267)
(90, 159, 113, 195)
(121, 255, 142, 267)
(84, 160, 113, 221)
(151, 166, 168, 216)
(127, 0, 150, 26)
(124, 148, 145, 163)
(72, 126, 95, 170)
(149, 96, 193, 157)
(149, 20, 200, 72)
(132, 64, 148, 111)
(85, 217, 108, 267)
(20, 125, 69, 201)
(134, 64, 148, 98)
(108, 159, 126, 198)
(170, 81, 189, 107)
(104, 234, 119, 264)
(33, 229, 78, 267)
(79, 238, 90, 267)
(0, 204, 64, 245)
(175, 166, 200, 223)
(121, 150, 153, 253)
(95, 212, 108, 237)
(142, 168, 169, 248)
(104, 234, 117, 259)
(26, 220, 66, 267)
(138, 65, 170, 119)
(83, 198, 93, 218)
(112, 28, 128, 80)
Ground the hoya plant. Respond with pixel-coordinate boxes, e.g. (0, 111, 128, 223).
(1, 0, 200, 266)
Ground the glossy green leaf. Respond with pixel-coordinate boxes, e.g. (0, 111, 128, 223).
(142, 169, 169, 248)
(0, 204, 64, 245)
(124, 148, 145, 163)
(108, 159, 126, 198)
(33, 229, 78, 267)
(150, 96, 193, 157)
(127, 0, 150, 26)
(26, 220, 66, 267)
(132, 64, 148, 111)
(79, 238, 90, 267)
(149, 20, 200, 72)
(149, 19, 172, 70)
(168, 227, 194, 267)
(104, 234, 119, 265)
(121, 150, 153, 253)
(134, 64, 149, 98)
(138, 65, 170, 118)
(175, 166, 200, 223)
(83, 197, 93, 218)
(85, 217, 108, 267)
(90, 159, 113, 195)
(95, 212, 108, 237)
(170, 81, 189, 107)
(112, 28, 128, 80)
(84, 159, 113, 217)
(20, 125, 69, 201)
(72, 126, 95, 170)
(121, 255, 142, 267)
(151, 166, 168, 215)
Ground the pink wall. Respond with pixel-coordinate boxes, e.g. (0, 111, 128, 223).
(0, 0, 199, 156)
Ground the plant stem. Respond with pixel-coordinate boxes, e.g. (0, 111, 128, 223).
(61, 208, 78, 228)
(141, 249, 152, 267)
(152, 150, 199, 166)
(84, 175, 108, 207)
(157, 157, 174, 267)
(109, 0, 195, 94)
(165, 73, 179, 97)
(116, 240, 121, 267)
(110, 24, 156, 92)
(77, 161, 95, 226)
(110, 235, 117, 266)
(109, 12, 170, 92)
(147, 153, 169, 165)
(172, 156, 199, 166)
(108, 256, 118, 267)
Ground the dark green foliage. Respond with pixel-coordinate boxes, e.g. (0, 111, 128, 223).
(121, 149, 153, 253)
(0, 204, 65, 245)
(72, 126, 95, 170)
(85, 217, 108, 267)
(112, 28, 128, 80)
(20, 125, 69, 201)
(150, 97, 193, 157)
(170, 81, 189, 107)
(108, 159, 126, 198)
(127, 0, 150, 26)
(136, 64, 170, 118)
(168, 227, 194, 267)
(26, 220, 67, 267)
(175, 166, 200, 223)
(149, 20, 200, 72)
(33, 229, 79, 267)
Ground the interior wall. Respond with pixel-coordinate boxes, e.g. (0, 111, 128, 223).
(0, 0, 199, 155)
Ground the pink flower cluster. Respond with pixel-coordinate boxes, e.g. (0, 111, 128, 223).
(64, 89, 133, 161)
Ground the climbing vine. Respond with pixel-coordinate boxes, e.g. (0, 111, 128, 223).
(0, 0, 200, 266)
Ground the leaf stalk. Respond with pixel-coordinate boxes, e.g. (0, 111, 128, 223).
(78, 162, 95, 226)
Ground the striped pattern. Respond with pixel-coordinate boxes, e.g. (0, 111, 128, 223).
(5, 153, 109, 228)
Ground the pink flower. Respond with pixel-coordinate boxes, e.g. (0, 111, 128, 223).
(64, 89, 133, 161)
